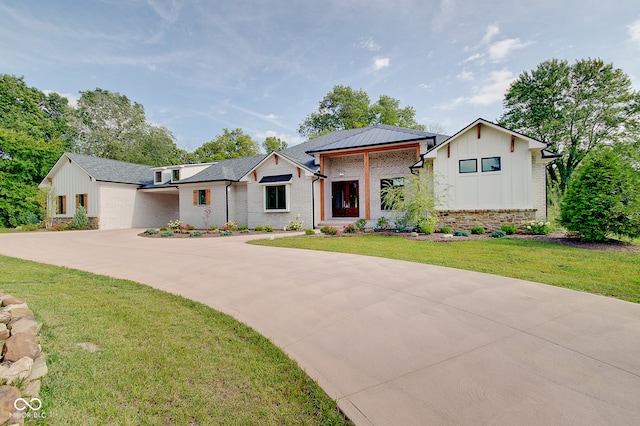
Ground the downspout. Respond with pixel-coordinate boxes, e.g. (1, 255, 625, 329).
(225, 181, 233, 223)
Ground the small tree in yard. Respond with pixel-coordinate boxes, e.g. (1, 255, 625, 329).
(560, 148, 640, 242)
(73, 206, 89, 229)
(381, 171, 439, 234)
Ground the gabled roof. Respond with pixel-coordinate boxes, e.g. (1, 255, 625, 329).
(177, 154, 267, 184)
(304, 125, 446, 154)
(45, 152, 155, 185)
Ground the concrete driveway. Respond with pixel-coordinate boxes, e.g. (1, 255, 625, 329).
(1, 229, 639, 425)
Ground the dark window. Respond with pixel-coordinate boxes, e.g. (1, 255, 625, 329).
(459, 159, 477, 173)
(172, 169, 180, 181)
(380, 178, 404, 210)
(198, 189, 207, 205)
(265, 185, 286, 210)
(481, 157, 501, 172)
(57, 195, 66, 215)
(155, 171, 162, 183)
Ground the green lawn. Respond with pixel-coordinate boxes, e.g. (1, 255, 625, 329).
(0, 256, 351, 426)
(250, 235, 640, 303)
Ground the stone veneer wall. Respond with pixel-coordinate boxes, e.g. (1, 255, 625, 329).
(437, 209, 537, 232)
(52, 216, 99, 230)
(0, 294, 47, 425)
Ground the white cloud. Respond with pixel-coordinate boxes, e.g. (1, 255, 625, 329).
(488, 38, 532, 61)
(418, 83, 432, 90)
(359, 37, 381, 51)
(482, 25, 500, 44)
(439, 69, 515, 109)
(628, 19, 640, 45)
(457, 69, 474, 81)
(463, 53, 484, 63)
(372, 57, 390, 71)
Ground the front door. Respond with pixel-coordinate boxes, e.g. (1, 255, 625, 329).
(332, 181, 359, 217)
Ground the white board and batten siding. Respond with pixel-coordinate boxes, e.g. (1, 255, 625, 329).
(49, 159, 100, 219)
(434, 125, 534, 211)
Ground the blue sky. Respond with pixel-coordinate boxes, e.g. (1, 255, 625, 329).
(1, 0, 639, 151)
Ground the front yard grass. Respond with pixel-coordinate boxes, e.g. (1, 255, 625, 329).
(250, 235, 640, 303)
(0, 255, 351, 425)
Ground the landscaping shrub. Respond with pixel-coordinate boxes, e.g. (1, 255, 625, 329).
(254, 226, 263, 231)
(453, 230, 470, 237)
(220, 230, 233, 236)
(376, 216, 390, 230)
(305, 229, 316, 235)
(24, 213, 40, 225)
(343, 224, 358, 233)
(209, 225, 218, 231)
(160, 231, 173, 237)
(239, 225, 249, 231)
(416, 222, 433, 235)
(491, 230, 507, 238)
(265, 225, 273, 233)
(144, 228, 159, 235)
(500, 223, 517, 235)
(471, 226, 485, 235)
(167, 219, 182, 231)
(22, 223, 38, 232)
(190, 231, 203, 237)
(185, 224, 195, 231)
(560, 148, 640, 242)
(439, 226, 452, 234)
(73, 206, 89, 229)
(320, 226, 337, 235)
(355, 218, 367, 230)
(223, 221, 238, 231)
(159, 226, 168, 231)
(286, 214, 304, 231)
(524, 219, 551, 235)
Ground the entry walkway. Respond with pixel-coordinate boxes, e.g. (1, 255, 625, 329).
(1, 230, 639, 425)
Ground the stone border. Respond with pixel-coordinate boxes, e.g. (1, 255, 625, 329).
(0, 294, 47, 425)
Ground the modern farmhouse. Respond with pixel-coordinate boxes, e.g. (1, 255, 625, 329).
(40, 118, 559, 231)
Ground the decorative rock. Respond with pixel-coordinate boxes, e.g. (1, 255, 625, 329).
(364, 228, 374, 233)
(1, 297, 24, 307)
(0, 324, 9, 340)
(442, 234, 454, 239)
(0, 311, 11, 325)
(0, 357, 33, 385)
(0, 386, 21, 424)
(8, 316, 41, 335)
(22, 380, 40, 398)
(3, 333, 39, 362)
(410, 232, 419, 237)
(28, 353, 47, 381)
(4, 304, 34, 320)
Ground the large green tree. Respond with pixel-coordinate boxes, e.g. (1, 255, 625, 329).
(298, 85, 425, 138)
(0, 128, 63, 227)
(193, 128, 260, 162)
(560, 148, 640, 242)
(0, 74, 75, 146)
(262, 136, 288, 153)
(499, 58, 640, 192)
(71, 88, 180, 166)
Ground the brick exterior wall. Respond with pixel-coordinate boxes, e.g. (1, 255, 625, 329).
(531, 156, 548, 218)
(436, 209, 537, 232)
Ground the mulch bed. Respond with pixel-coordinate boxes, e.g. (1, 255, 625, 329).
(139, 229, 638, 253)
(399, 230, 638, 252)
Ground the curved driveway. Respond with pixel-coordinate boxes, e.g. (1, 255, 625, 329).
(1, 230, 640, 425)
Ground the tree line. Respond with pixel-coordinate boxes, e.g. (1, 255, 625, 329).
(1, 58, 639, 240)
